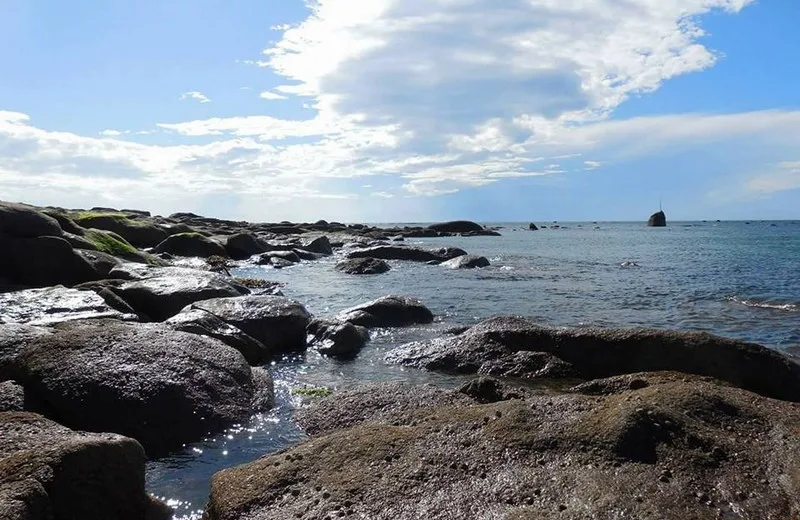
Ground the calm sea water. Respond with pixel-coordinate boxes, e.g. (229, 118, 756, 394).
(147, 221, 800, 518)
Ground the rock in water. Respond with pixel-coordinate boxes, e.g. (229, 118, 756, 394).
(0, 411, 169, 520)
(307, 319, 370, 358)
(648, 210, 666, 227)
(440, 255, 490, 269)
(426, 221, 485, 233)
(529, 222, 539, 230)
(335, 258, 391, 275)
(337, 295, 434, 328)
(1, 319, 272, 454)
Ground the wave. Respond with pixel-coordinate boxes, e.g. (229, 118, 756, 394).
(727, 296, 798, 312)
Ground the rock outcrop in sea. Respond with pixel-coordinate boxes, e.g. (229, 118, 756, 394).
(648, 210, 667, 227)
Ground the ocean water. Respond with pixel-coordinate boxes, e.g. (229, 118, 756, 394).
(146, 221, 800, 518)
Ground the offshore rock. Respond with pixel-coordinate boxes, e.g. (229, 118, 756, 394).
(648, 210, 667, 227)
(335, 257, 391, 275)
(347, 245, 467, 263)
(307, 319, 370, 358)
(337, 295, 434, 328)
(440, 255, 490, 269)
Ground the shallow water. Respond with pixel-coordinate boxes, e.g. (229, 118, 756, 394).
(146, 221, 800, 517)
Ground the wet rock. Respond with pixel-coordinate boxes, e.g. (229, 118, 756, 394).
(72, 213, 168, 248)
(347, 245, 467, 263)
(0, 202, 62, 238)
(225, 233, 268, 260)
(0, 286, 134, 326)
(114, 267, 249, 321)
(2, 319, 272, 454)
(204, 374, 800, 520)
(0, 411, 168, 520)
(190, 295, 312, 355)
(292, 249, 325, 261)
(478, 351, 577, 379)
(300, 236, 333, 256)
(166, 307, 271, 365)
(335, 257, 391, 275)
(153, 233, 227, 258)
(307, 319, 369, 358)
(458, 376, 526, 403)
(337, 295, 434, 328)
(426, 220, 485, 234)
(75, 249, 124, 277)
(256, 250, 301, 265)
(0, 236, 100, 288)
(0, 381, 25, 412)
(440, 254, 490, 269)
(386, 316, 800, 402)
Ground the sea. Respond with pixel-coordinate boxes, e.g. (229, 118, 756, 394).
(146, 220, 800, 519)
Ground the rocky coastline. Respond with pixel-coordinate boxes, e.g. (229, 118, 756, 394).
(1, 200, 799, 519)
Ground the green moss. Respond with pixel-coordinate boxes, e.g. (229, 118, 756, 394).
(291, 386, 334, 398)
(83, 229, 140, 257)
(73, 211, 131, 223)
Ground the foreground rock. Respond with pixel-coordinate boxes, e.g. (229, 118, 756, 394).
(0, 412, 169, 520)
(335, 257, 391, 275)
(114, 267, 249, 321)
(0, 286, 134, 325)
(190, 295, 312, 356)
(0, 202, 62, 238)
(0, 236, 100, 288)
(206, 373, 800, 519)
(440, 254, 490, 269)
(1, 319, 273, 454)
(337, 296, 434, 328)
(386, 317, 800, 402)
(347, 245, 467, 263)
(307, 319, 369, 358)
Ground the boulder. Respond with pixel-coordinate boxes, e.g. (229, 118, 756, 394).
(114, 267, 249, 321)
(0, 286, 133, 326)
(166, 308, 271, 365)
(0, 411, 169, 520)
(300, 236, 333, 256)
(337, 296, 434, 328)
(648, 210, 667, 227)
(1, 319, 273, 454)
(335, 258, 391, 275)
(386, 316, 800, 402)
(81, 228, 154, 263)
(257, 250, 301, 264)
(72, 213, 168, 247)
(0, 202, 62, 238)
(292, 249, 325, 261)
(529, 222, 538, 231)
(426, 220, 484, 233)
(190, 295, 312, 355)
(153, 233, 227, 258)
(0, 381, 25, 412)
(440, 254, 490, 269)
(225, 233, 268, 260)
(204, 373, 800, 520)
(347, 245, 467, 263)
(307, 319, 369, 358)
(0, 236, 100, 288)
(41, 209, 85, 235)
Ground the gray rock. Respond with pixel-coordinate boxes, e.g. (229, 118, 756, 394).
(386, 316, 800, 402)
(426, 220, 484, 233)
(440, 254, 490, 269)
(0, 286, 133, 326)
(648, 210, 667, 227)
(307, 319, 369, 358)
(0, 411, 168, 520)
(300, 236, 333, 256)
(337, 295, 434, 328)
(0, 236, 100, 288)
(114, 267, 249, 321)
(225, 233, 268, 260)
(191, 295, 312, 355)
(167, 308, 271, 365)
(335, 257, 391, 275)
(347, 245, 467, 263)
(0, 381, 25, 412)
(153, 233, 227, 258)
(0, 202, 62, 238)
(257, 250, 301, 264)
(2, 319, 272, 454)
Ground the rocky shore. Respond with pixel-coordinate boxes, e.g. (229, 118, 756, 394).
(1, 200, 799, 519)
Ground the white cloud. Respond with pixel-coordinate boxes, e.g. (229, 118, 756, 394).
(746, 162, 800, 194)
(100, 129, 128, 137)
(180, 91, 212, 104)
(372, 191, 394, 198)
(584, 160, 602, 170)
(259, 91, 288, 101)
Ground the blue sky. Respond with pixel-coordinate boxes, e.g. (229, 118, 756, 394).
(1, 0, 799, 222)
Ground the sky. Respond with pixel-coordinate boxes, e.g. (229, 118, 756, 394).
(1, 0, 799, 222)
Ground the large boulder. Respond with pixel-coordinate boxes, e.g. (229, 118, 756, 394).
(0, 236, 100, 288)
(153, 233, 227, 258)
(72, 213, 168, 247)
(0, 286, 133, 326)
(225, 233, 268, 260)
(114, 267, 249, 321)
(205, 374, 800, 520)
(440, 254, 490, 269)
(307, 319, 370, 358)
(1, 319, 273, 455)
(347, 245, 467, 263)
(386, 316, 800, 402)
(648, 210, 667, 227)
(0, 202, 62, 238)
(335, 257, 391, 275)
(337, 296, 434, 328)
(426, 220, 484, 233)
(0, 412, 169, 520)
(190, 295, 312, 356)
(166, 308, 271, 365)
(300, 236, 333, 256)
